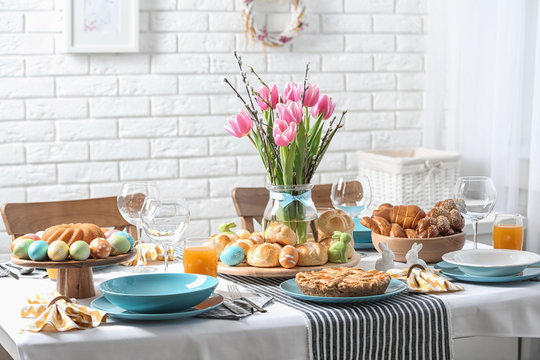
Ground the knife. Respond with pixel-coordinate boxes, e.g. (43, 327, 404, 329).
(0, 264, 19, 280)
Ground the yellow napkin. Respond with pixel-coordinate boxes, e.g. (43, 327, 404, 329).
(387, 266, 464, 293)
(21, 293, 107, 332)
(123, 243, 176, 266)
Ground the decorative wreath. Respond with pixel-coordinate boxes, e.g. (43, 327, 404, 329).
(243, 0, 306, 47)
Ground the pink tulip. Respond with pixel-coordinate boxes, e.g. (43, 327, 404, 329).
(273, 119, 297, 147)
(301, 83, 320, 107)
(276, 100, 303, 125)
(281, 82, 302, 103)
(256, 84, 279, 111)
(225, 110, 253, 138)
(311, 95, 336, 120)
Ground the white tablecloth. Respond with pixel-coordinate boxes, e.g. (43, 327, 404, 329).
(1, 241, 540, 360)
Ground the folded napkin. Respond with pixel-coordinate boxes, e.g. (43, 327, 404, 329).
(387, 265, 464, 293)
(20, 293, 107, 332)
(123, 243, 175, 266)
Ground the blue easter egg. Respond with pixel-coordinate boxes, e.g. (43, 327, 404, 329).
(114, 231, 135, 250)
(220, 246, 246, 266)
(28, 240, 49, 261)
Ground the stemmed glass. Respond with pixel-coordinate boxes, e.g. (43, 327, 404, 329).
(331, 176, 372, 219)
(453, 176, 497, 250)
(140, 199, 190, 272)
(117, 182, 159, 273)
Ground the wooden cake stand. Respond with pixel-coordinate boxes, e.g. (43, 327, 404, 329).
(11, 250, 136, 299)
(218, 252, 362, 278)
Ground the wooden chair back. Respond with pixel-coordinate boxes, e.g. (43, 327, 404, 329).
(1, 197, 135, 240)
(231, 184, 334, 232)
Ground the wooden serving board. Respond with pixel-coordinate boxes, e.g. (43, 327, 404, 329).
(218, 252, 361, 278)
(11, 250, 136, 299)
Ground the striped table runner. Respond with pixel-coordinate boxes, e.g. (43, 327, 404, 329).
(176, 247, 452, 360)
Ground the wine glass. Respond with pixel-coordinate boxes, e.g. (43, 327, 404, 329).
(117, 182, 159, 273)
(140, 199, 190, 272)
(453, 176, 497, 250)
(331, 176, 372, 219)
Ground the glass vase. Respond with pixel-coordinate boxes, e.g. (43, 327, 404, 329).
(263, 184, 318, 244)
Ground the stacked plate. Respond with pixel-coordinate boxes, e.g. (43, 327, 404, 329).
(437, 249, 540, 283)
(91, 273, 222, 320)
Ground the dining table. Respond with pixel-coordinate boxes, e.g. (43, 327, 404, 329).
(1, 240, 540, 360)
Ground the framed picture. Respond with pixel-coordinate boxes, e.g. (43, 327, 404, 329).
(65, 0, 139, 53)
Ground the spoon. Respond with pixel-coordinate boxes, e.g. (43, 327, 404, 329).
(5, 263, 34, 275)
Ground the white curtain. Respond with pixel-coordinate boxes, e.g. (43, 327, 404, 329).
(425, 0, 540, 254)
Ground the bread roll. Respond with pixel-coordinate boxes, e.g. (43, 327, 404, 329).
(390, 223, 406, 238)
(226, 239, 255, 255)
(372, 216, 391, 236)
(296, 242, 328, 266)
(319, 237, 354, 259)
(264, 222, 297, 246)
(236, 229, 251, 239)
(249, 234, 265, 244)
(316, 209, 354, 238)
(212, 233, 232, 257)
(279, 245, 299, 268)
(247, 243, 281, 267)
(405, 229, 418, 238)
(373, 205, 425, 229)
(360, 217, 380, 234)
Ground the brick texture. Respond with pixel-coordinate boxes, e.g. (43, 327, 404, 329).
(0, 0, 426, 250)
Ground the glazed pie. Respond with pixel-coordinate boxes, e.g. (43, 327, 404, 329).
(295, 267, 391, 297)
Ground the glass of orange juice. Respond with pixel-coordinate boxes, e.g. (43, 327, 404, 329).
(493, 214, 523, 250)
(183, 238, 218, 277)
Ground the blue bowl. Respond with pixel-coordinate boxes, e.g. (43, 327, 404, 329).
(99, 273, 218, 313)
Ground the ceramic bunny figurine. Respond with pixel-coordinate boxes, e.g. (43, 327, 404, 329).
(375, 242, 395, 271)
(406, 243, 427, 269)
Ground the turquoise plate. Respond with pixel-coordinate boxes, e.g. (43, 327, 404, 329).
(90, 294, 223, 320)
(435, 262, 540, 283)
(280, 278, 406, 303)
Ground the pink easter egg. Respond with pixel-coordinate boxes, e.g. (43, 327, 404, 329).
(105, 229, 120, 238)
(24, 233, 41, 241)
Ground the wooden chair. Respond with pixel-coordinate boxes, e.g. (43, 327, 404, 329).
(1, 196, 135, 241)
(231, 184, 334, 232)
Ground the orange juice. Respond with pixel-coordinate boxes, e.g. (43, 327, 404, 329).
(183, 246, 218, 277)
(493, 224, 523, 250)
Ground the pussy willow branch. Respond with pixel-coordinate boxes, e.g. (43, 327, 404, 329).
(234, 51, 257, 114)
(300, 63, 309, 104)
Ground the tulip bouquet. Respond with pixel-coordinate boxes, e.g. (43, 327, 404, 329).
(224, 52, 346, 242)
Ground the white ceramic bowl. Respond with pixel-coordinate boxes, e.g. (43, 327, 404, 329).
(442, 249, 540, 277)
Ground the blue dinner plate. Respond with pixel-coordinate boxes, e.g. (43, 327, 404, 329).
(435, 261, 540, 283)
(280, 278, 407, 303)
(90, 294, 223, 320)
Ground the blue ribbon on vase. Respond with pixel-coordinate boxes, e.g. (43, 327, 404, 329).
(269, 190, 314, 208)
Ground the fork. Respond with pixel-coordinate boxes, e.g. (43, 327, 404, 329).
(0, 264, 19, 280)
(227, 283, 267, 313)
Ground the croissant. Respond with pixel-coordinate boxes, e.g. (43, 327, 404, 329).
(372, 205, 425, 229)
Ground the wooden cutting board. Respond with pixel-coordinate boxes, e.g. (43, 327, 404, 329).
(218, 252, 362, 278)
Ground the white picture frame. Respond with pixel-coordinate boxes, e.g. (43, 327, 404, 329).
(65, 0, 139, 53)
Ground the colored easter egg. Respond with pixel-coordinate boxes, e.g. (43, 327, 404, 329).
(12, 238, 35, 259)
(69, 240, 90, 261)
(28, 240, 49, 261)
(220, 245, 246, 266)
(105, 229, 119, 238)
(108, 234, 131, 255)
(35, 230, 45, 239)
(47, 241, 69, 261)
(24, 233, 41, 241)
(279, 245, 299, 269)
(113, 231, 135, 250)
(11, 236, 34, 252)
(90, 238, 111, 259)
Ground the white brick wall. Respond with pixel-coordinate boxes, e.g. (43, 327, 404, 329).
(0, 0, 426, 252)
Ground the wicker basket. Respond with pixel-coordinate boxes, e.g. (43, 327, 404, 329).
(357, 148, 461, 210)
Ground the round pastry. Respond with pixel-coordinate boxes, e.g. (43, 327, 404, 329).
(427, 207, 449, 219)
(42, 223, 105, 246)
(212, 233, 232, 257)
(417, 217, 437, 234)
(264, 222, 297, 246)
(246, 243, 281, 267)
(319, 237, 354, 259)
(279, 245, 299, 268)
(436, 216, 452, 235)
(435, 199, 458, 212)
(236, 229, 251, 239)
(448, 209, 465, 231)
(226, 239, 255, 256)
(419, 225, 440, 238)
(249, 234, 265, 244)
(316, 209, 355, 238)
(296, 242, 328, 266)
(90, 238, 111, 259)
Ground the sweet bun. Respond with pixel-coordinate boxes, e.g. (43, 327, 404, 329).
(360, 217, 380, 234)
(226, 239, 255, 255)
(419, 225, 440, 238)
(212, 233, 232, 257)
(279, 245, 299, 268)
(390, 223, 406, 238)
(296, 242, 328, 266)
(319, 237, 354, 259)
(405, 229, 418, 238)
(264, 222, 297, 246)
(372, 216, 391, 236)
(436, 216, 452, 235)
(417, 217, 437, 234)
(247, 243, 281, 267)
(236, 229, 251, 239)
(316, 209, 354, 238)
(42, 223, 105, 246)
(448, 209, 465, 231)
